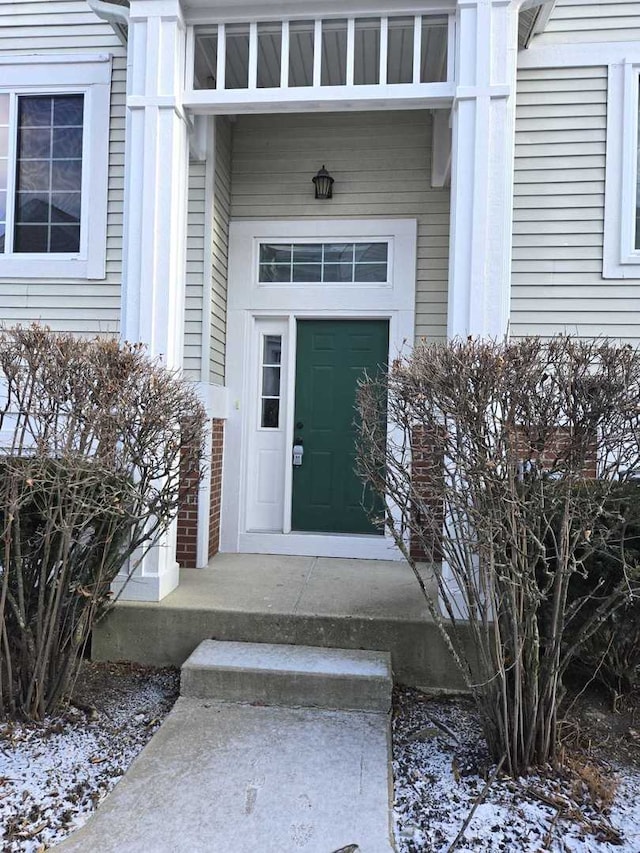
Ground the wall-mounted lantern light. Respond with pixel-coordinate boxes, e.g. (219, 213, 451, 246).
(312, 165, 334, 200)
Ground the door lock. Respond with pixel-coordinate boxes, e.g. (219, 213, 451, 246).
(292, 438, 304, 467)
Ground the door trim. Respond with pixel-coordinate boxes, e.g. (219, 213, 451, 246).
(221, 219, 417, 561)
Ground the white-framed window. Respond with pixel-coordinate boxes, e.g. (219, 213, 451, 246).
(0, 54, 111, 280)
(259, 333, 282, 429)
(258, 241, 391, 285)
(603, 59, 640, 279)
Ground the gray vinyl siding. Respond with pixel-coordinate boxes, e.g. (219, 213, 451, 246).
(0, 0, 125, 335)
(210, 116, 231, 385)
(230, 111, 449, 341)
(184, 161, 206, 377)
(536, 0, 640, 44)
(511, 65, 640, 343)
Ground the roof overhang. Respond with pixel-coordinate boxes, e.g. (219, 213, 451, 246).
(518, 0, 556, 49)
(183, 0, 456, 23)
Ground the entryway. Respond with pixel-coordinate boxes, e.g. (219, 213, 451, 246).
(222, 218, 417, 559)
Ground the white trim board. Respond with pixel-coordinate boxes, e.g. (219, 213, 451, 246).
(184, 0, 457, 25)
(0, 54, 112, 281)
(603, 60, 640, 279)
(221, 218, 417, 561)
(518, 42, 640, 70)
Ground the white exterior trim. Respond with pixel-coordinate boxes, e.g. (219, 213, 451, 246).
(117, 0, 190, 601)
(0, 54, 111, 281)
(184, 0, 457, 25)
(222, 218, 416, 561)
(184, 83, 455, 115)
(603, 60, 640, 279)
(447, 0, 520, 338)
(518, 42, 640, 70)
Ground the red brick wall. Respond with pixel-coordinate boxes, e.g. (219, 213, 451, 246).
(410, 426, 444, 561)
(176, 417, 225, 568)
(175, 424, 201, 569)
(408, 424, 597, 563)
(209, 418, 224, 559)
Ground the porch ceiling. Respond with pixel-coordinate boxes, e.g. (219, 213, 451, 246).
(183, 0, 457, 22)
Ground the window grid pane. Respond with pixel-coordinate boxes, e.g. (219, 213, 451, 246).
(261, 334, 282, 428)
(0, 94, 8, 253)
(14, 94, 83, 254)
(259, 241, 388, 283)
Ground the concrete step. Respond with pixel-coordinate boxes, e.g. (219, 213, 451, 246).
(180, 639, 393, 712)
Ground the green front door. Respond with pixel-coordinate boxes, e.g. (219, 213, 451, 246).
(291, 319, 388, 534)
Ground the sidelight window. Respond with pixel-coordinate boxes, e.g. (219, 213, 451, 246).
(260, 334, 282, 428)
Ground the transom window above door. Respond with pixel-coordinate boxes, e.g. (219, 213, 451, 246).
(258, 241, 389, 283)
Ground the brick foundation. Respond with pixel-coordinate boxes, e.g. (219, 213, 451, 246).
(408, 424, 597, 562)
(176, 417, 225, 568)
(410, 425, 444, 562)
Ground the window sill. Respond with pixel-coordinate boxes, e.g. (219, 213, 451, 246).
(602, 257, 640, 280)
(0, 256, 99, 280)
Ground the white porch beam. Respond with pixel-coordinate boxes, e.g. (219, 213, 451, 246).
(447, 0, 520, 339)
(183, 81, 455, 114)
(118, 0, 190, 602)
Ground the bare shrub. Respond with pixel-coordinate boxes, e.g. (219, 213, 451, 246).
(0, 326, 207, 719)
(357, 337, 640, 775)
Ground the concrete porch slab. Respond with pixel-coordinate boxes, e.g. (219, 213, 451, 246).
(93, 554, 471, 691)
(56, 698, 395, 853)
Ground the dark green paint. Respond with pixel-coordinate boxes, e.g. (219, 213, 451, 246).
(292, 319, 388, 534)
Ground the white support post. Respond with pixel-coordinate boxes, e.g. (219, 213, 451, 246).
(413, 15, 422, 84)
(313, 19, 322, 87)
(379, 16, 388, 85)
(248, 21, 258, 89)
(443, 0, 520, 619)
(216, 22, 226, 90)
(346, 18, 355, 87)
(447, 0, 519, 340)
(281, 20, 290, 88)
(118, 0, 190, 602)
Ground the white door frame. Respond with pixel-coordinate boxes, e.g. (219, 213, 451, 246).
(221, 218, 417, 560)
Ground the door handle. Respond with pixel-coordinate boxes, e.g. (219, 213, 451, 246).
(292, 438, 304, 467)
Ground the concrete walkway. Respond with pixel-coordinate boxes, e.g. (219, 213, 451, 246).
(56, 697, 396, 852)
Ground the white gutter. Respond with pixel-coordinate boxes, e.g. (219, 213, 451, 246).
(86, 0, 129, 45)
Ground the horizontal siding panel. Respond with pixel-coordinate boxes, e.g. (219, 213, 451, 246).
(515, 155, 604, 170)
(536, 0, 640, 43)
(210, 116, 232, 385)
(512, 64, 640, 344)
(183, 160, 206, 379)
(516, 129, 606, 144)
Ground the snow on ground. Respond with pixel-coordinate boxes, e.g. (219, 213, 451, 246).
(2, 665, 639, 852)
(393, 688, 640, 853)
(0, 663, 179, 852)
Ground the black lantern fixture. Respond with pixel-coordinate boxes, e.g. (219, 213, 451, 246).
(312, 165, 334, 200)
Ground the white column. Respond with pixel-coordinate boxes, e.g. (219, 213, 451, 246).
(442, 0, 520, 619)
(447, 0, 520, 339)
(117, 0, 189, 601)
